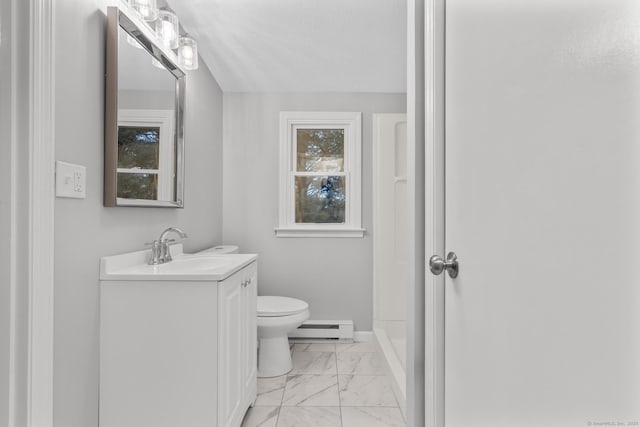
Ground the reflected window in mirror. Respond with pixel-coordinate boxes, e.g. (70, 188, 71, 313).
(117, 126, 159, 200)
(116, 110, 175, 201)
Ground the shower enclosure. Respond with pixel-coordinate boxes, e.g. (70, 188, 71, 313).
(372, 113, 407, 413)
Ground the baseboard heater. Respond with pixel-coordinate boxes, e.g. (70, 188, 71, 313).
(288, 320, 354, 340)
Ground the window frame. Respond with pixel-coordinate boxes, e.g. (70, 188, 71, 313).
(276, 111, 364, 238)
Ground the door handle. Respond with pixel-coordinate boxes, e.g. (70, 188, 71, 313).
(429, 252, 459, 278)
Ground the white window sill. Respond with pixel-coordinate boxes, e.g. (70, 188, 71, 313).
(274, 227, 366, 238)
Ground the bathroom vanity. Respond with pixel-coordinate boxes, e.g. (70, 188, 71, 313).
(99, 245, 257, 427)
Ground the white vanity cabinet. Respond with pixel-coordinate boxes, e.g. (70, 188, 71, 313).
(99, 250, 257, 427)
(242, 265, 258, 400)
(218, 262, 257, 427)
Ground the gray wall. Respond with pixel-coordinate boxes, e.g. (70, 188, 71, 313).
(53, 1, 224, 425)
(222, 92, 406, 332)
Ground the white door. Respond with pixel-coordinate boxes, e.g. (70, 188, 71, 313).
(442, 0, 640, 425)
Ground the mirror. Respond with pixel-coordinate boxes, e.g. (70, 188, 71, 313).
(105, 6, 186, 207)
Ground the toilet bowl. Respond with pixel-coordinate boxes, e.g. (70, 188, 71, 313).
(257, 296, 310, 378)
(197, 245, 310, 377)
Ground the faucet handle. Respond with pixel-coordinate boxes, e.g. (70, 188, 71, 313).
(160, 239, 176, 262)
(145, 240, 162, 265)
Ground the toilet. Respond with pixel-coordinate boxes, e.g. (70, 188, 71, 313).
(257, 296, 310, 377)
(198, 245, 310, 378)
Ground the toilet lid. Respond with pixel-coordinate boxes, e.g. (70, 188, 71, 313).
(257, 296, 309, 317)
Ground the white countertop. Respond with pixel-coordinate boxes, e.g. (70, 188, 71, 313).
(100, 244, 258, 282)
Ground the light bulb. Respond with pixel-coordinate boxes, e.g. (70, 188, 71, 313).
(131, 0, 158, 22)
(156, 10, 179, 50)
(178, 36, 198, 71)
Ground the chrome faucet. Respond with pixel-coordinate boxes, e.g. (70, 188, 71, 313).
(147, 227, 188, 265)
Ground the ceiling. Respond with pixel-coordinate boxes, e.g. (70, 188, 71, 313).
(167, 0, 407, 93)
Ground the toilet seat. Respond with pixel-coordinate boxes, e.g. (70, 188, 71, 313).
(258, 296, 309, 317)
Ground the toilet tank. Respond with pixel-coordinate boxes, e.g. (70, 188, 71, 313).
(197, 245, 239, 255)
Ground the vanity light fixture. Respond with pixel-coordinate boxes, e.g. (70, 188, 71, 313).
(178, 36, 198, 71)
(156, 9, 179, 50)
(120, 0, 199, 72)
(153, 35, 199, 71)
(124, 0, 154, 49)
(130, 0, 158, 22)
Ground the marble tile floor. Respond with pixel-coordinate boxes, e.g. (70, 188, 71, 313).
(241, 341, 406, 427)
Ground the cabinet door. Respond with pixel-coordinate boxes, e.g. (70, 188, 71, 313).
(218, 272, 244, 427)
(242, 262, 258, 404)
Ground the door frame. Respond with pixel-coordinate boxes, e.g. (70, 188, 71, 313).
(414, 0, 446, 426)
(19, 1, 444, 427)
(406, 1, 425, 426)
(23, 0, 55, 427)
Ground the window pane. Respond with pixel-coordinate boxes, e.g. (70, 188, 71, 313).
(296, 129, 344, 172)
(295, 176, 345, 223)
(118, 126, 160, 169)
(117, 172, 158, 200)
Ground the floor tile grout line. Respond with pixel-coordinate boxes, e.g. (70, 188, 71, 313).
(335, 347, 344, 427)
(274, 405, 281, 427)
(275, 373, 287, 426)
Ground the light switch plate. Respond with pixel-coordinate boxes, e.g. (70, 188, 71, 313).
(56, 161, 86, 199)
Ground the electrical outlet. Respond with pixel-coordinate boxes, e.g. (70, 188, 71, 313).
(56, 161, 86, 199)
(74, 170, 83, 192)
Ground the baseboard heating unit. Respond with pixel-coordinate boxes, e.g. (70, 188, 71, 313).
(288, 320, 354, 340)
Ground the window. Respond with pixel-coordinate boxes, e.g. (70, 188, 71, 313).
(276, 112, 364, 237)
(117, 109, 175, 203)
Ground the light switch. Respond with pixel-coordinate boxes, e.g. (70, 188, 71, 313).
(56, 161, 86, 199)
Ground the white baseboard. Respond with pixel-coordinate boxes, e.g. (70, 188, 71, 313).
(288, 320, 354, 340)
(286, 319, 373, 343)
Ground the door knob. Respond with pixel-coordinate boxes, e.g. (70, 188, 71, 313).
(429, 252, 459, 278)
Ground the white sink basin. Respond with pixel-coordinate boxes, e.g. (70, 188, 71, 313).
(100, 244, 257, 281)
(151, 255, 233, 273)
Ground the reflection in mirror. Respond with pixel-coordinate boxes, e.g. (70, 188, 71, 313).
(105, 6, 185, 207)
